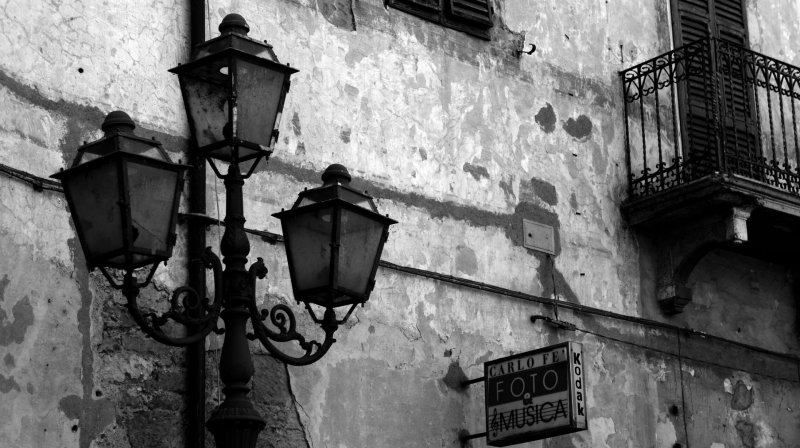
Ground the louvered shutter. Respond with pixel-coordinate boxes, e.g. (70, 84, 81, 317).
(711, 0, 757, 172)
(389, 0, 441, 25)
(388, 0, 492, 39)
(672, 0, 753, 177)
(673, 0, 717, 177)
(444, 0, 492, 27)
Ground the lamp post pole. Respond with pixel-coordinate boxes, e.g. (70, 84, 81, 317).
(206, 163, 266, 447)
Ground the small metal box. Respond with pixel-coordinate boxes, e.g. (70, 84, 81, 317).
(522, 219, 555, 255)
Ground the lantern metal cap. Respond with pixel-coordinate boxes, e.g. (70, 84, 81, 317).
(219, 13, 250, 36)
(101, 111, 136, 134)
(321, 164, 352, 185)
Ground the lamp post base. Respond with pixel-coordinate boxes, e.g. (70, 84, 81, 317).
(207, 406, 266, 448)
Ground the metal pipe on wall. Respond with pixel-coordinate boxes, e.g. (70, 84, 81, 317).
(186, 1, 207, 446)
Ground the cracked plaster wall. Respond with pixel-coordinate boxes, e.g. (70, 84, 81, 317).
(0, 0, 798, 447)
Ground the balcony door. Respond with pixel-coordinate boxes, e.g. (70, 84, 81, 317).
(671, 0, 759, 178)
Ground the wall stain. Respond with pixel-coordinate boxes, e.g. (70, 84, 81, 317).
(731, 380, 754, 410)
(0, 296, 34, 346)
(441, 362, 469, 391)
(534, 103, 556, 133)
(569, 192, 579, 211)
(735, 419, 755, 448)
(455, 245, 478, 276)
(528, 177, 558, 206)
(3, 353, 14, 367)
(296, 141, 306, 156)
(0, 275, 9, 299)
(319, 0, 357, 31)
(463, 163, 490, 181)
(66, 237, 114, 448)
(499, 178, 516, 202)
(291, 112, 302, 137)
(563, 115, 593, 141)
(0, 374, 20, 393)
(340, 128, 352, 143)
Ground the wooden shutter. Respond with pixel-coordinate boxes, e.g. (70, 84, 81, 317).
(388, 0, 441, 24)
(672, 0, 753, 176)
(444, 0, 492, 27)
(714, 0, 748, 46)
(388, 0, 492, 39)
(673, 0, 712, 46)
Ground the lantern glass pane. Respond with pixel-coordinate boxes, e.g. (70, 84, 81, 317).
(77, 137, 122, 165)
(126, 160, 180, 259)
(283, 206, 335, 296)
(182, 74, 229, 151)
(119, 138, 165, 161)
(339, 188, 375, 211)
(235, 59, 287, 148)
(336, 208, 386, 299)
(63, 158, 123, 261)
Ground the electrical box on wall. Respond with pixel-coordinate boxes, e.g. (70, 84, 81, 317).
(523, 219, 555, 255)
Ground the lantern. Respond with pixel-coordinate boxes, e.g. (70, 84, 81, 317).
(274, 164, 397, 308)
(169, 13, 298, 177)
(52, 111, 187, 271)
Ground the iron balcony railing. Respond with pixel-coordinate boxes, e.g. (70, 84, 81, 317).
(621, 38, 800, 200)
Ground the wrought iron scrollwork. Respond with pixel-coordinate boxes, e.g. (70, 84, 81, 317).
(117, 247, 224, 347)
(246, 257, 340, 366)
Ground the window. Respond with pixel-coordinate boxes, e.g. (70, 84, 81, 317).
(387, 0, 493, 40)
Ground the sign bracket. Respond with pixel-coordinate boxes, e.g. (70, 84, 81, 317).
(458, 430, 487, 447)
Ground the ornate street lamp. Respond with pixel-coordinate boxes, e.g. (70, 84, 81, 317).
(52, 14, 397, 448)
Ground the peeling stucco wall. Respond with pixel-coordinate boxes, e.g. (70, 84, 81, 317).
(0, 0, 798, 447)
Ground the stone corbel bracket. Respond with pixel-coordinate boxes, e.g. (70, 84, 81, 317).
(656, 205, 754, 314)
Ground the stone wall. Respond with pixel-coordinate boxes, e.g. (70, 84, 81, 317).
(0, 0, 798, 447)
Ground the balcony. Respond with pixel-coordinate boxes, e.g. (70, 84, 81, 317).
(620, 38, 800, 314)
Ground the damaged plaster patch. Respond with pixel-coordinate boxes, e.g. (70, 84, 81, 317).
(291, 112, 302, 136)
(318, 0, 356, 31)
(735, 420, 755, 448)
(569, 193, 579, 211)
(463, 163, 490, 181)
(529, 177, 557, 206)
(455, 245, 478, 276)
(441, 363, 469, 391)
(563, 115, 593, 141)
(340, 128, 351, 143)
(731, 380, 754, 410)
(0, 296, 34, 346)
(0, 374, 20, 392)
(499, 178, 516, 202)
(534, 103, 556, 133)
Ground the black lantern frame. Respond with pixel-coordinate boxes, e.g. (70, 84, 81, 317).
(169, 13, 298, 179)
(52, 111, 189, 280)
(275, 164, 397, 310)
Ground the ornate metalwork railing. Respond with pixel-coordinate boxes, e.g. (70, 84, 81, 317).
(621, 38, 800, 200)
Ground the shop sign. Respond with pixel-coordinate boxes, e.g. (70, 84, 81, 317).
(484, 342, 587, 446)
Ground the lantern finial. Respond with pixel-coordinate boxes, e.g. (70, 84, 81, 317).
(101, 111, 136, 135)
(321, 164, 352, 186)
(219, 13, 250, 36)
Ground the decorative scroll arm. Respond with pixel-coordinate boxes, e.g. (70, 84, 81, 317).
(246, 257, 339, 366)
(120, 247, 224, 347)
